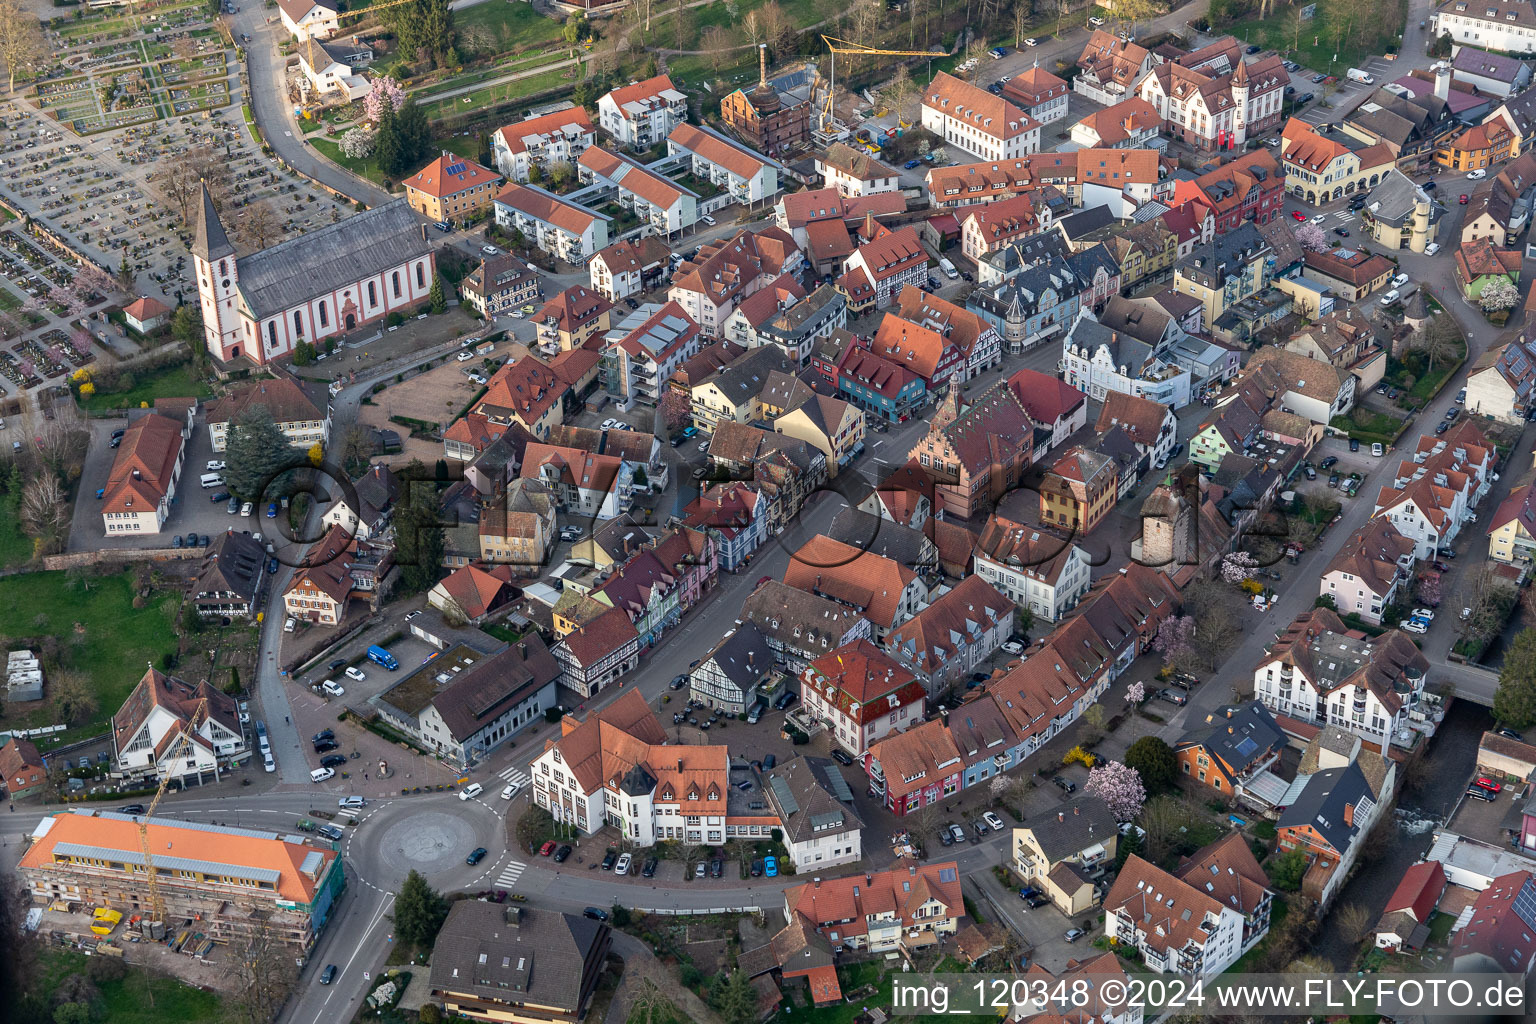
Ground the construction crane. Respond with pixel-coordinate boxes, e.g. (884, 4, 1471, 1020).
(337, 0, 423, 22)
(136, 696, 208, 936)
(820, 35, 945, 134)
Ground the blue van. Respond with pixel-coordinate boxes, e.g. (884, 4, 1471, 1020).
(366, 645, 399, 670)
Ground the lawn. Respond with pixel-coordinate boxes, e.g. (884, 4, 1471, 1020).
(1226, 0, 1408, 75)
(0, 285, 21, 311)
(0, 490, 33, 568)
(77, 362, 212, 411)
(34, 948, 224, 1024)
(1426, 910, 1455, 946)
(309, 136, 388, 186)
(0, 570, 181, 740)
(1330, 408, 1404, 445)
(454, 0, 567, 57)
(422, 67, 576, 124)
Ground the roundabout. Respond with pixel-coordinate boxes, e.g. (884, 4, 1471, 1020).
(345, 796, 508, 893)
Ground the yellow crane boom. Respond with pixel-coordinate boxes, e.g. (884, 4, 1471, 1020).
(338, 0, 427, 22)
(820, 35, 945, 132)
(137, 696, 208, 931)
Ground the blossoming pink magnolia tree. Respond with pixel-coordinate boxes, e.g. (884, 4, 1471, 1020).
(1084, 760, 1147, 821)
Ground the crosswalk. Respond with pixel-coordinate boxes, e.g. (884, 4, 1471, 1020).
(497, 764, 530, 789)
(495, 858, 527, 888)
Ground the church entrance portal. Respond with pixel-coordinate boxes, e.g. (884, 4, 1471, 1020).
(345, 313, 356, 330)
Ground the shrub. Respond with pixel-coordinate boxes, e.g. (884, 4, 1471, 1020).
(1063, 745, 1096, 770)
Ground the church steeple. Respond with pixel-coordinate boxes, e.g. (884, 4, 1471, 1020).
(191, 181, 233, 263)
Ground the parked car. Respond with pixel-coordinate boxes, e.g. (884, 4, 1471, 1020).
(1401, 618, 1428, 635)
(320, 753, 347, 769)
(1412, 608, 1436, 621)
(983, 811, 1005, 831)
(642, 857, 659, 877)
(1052, 775, 1076, 794)
(583, 907, 609, 921)
(1499, 728, 1525, 741)
(539, 841, 556, 856)
(765, 856, 778, 877)
(553, 845, 572, 862)
(614, 853, 632, 876)
(601, 849, 618, 870)
(1064, 929, 1085, 943)
(1319, 455, 1339, 470)
(344, 666, 367, 682)
(1475, 776, 1503, 793)
(1466, 785, 1496, 802)
(1372, 442, 1385, 457)
(1159, 688, 1188, 706)
(831, 748, 854, 766)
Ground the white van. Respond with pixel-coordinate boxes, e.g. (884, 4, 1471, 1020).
(200, 473, 224, 488)
(310, 767, 335, 783)
(459, 782, 483, 801)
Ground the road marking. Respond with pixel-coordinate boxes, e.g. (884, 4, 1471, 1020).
(495, 859, 527, 887)
(497, 766, 531, 788)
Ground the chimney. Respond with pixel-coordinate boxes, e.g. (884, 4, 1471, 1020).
(677, 758, 683, 772)
(1073, 805, 1079, 815)
(1434, 62, 1451, 102)
(517, 641, 528, 658)
(1344, 803, 1355, 827)
(758, 43, 768, 89)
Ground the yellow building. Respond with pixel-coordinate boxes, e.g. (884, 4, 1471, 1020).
(1488, 483, 1536, 564)
(1040, 446, 1117, 535)
(402, 153, 503, 225)
(773, 394, 866, 479)
(1279, 117, 1395, 206)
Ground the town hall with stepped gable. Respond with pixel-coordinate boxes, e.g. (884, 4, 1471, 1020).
(192, 183, 436, 365)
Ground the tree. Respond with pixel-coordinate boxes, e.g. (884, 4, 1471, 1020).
(563, 14, 587, 53)
(52, 1004, 91, 1024)
(988, 774, 1012, 801)
(1118, 739, 1175, 806)
(363, 77, 406, 123)
(1495, 628, 1536, 727)
(851, 0, 882, 46)
(393, 474, 446, 595)
(1083, 760, 1146, 820)
(238, 201, 281, 253)
(1152, 615, 1197, 671)
(701, 26, 736, 73)
(228, 921, 299, 1024)
(1412, 317, 1462, 374)
(19, 471, 69, 549)
(1266, 848, 1307, 891)
(1293, 222, 1328, 252)
(225, 405, 299, 501)
(429, 275, 446, 314)
(659, 389, 691, 433)
(339, 126, 378, 161)
(50, 670, 98, 726)
(171, 304, 205, 365)
(1139, 794, 1203, 863)
(1125, 680, 1145, 707)
(0, 0, 44, 93)
(1481, 277, 1520, 313)
(1417, 570, 1442, 608)
(759, 1, 792, 55)
(1219, 551, 1258, 584)
(394, 869, 448, 948)
(742, 8, 764, 48)
(884, 65, 918, 127)
(383, 0, 454, 68)
(717, 970, 755, 1024)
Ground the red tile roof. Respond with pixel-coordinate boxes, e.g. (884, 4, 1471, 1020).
(102, 413, 182, 516)
(403, 152, 501, 200)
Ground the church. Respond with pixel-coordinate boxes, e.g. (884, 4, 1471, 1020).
(192, 183, 436, 365)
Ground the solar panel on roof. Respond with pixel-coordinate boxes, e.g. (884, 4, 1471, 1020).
(824, 768, 855, 803)
(445, 162, 467, 176)
(769, 775, 799, 816)
(938, 867, 957, 883)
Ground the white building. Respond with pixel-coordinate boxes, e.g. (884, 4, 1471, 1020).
(493, 183, 611, 264)
(1431, 0, 1536, 54)
(921, 71, 1042, 161)
(799, 640, 927, 757)
(762, 757, 865, 870)
(973, 514, 1093, 622)
(587, 236, 671, 303)
(815, 142, 901, 197)
(1319, 518, 1416, 625)
(100, 412, 185, 536)
(1254, 607, 1431, 749)
(277, 0, 338, 41)
(1060, 309, 1194, 409)
(111, 668, 246, 784)
(603, 301, 704, 407)
(1466, 335, 1536, 423)
(1105, 838, 1272, 976)
(597, 74, 689, 150)
(193, 183, 433, 366)
(491, 105, 596, 183)
(577, 148, 698, 236)
(668, 122, 782, 204)
(297, 37, 370, 101)
(1372, 424, 1495, 559)
(206, 377, 330, 453)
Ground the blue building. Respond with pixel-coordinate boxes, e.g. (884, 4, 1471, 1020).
(838, 346, 927, 422)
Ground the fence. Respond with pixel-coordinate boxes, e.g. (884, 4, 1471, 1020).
(634, 906, 761, 916)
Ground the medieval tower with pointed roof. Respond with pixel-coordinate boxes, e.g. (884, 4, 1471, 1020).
(191, 182, 436, 365)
